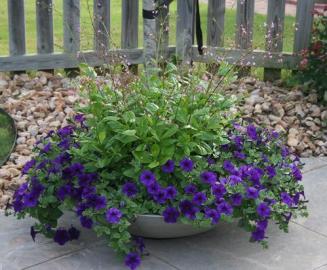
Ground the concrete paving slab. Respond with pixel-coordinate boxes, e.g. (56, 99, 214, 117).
(145, 220, 327, 270)
(293, 166, 327, 236)
(301, 157, 327, 174)
(27, 242, 177, 270)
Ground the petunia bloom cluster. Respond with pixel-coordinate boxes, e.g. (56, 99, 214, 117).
(11, 118, 308, 270)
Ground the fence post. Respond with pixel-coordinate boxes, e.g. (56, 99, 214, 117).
(176, 0, 195, 65)
(235, 0, 254, 76)
(143, 0, 157, 71)
(293, 0, 315, 55)
(36, 0, 54, 73)
(7, 0, 26, 74)
(122, 0, 139, 73)
(207, 0, 225, 73)
(94, 0, 110, 56)
(63, 0, 80, 76)
(156, 0, 170, 66)
(263, 0, 286, 81)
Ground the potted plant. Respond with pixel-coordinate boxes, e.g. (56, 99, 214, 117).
(8, 64, 308, 270)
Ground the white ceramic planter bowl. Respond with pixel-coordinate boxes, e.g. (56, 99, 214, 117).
(128, 214, 215, 239)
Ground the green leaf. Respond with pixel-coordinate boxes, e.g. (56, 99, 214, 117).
(98, 131, 106, 143)
(162, 125, 178, 139)
(122, 130, 137, 136)
(151, 144, 160, 157)
(145, 103, 159, 114)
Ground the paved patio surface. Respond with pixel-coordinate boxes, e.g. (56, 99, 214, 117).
(1, 157, 327, 270)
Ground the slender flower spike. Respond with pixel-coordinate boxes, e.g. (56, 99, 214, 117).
(139, 170, 156, 186)
(106, 208, 122, 224)
(124, 252, 141, 270)
(257, 202, 271, 218)
(161, 160, 175, 173)
(163, 207, 180, 223)
(179, 158, 194, 172)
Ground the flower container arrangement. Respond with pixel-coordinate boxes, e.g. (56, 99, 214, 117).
(8, 65, 308, 270)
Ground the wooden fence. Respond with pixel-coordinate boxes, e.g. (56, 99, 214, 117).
(0, 0, 319, 80)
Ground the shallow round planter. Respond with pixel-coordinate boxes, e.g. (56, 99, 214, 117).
(128, 214, 215, 239)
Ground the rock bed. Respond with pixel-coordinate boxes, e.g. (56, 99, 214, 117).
(0, 73, 326, 208)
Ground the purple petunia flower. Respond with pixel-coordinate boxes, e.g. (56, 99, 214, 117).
(233, 135, 243, 150)
(13, 199, 24, 212)
(200, 171, 217, 185)
(281, 146, 289, 158)
(134, 236, 145, 253)
(74, 114, 86, 124)
(217, 201, 233, 215)
(146, 181, 160, 195)
(56, 185, 73, 201)
(57, 138, 70, 150)
(251, 228, 265, 241)
(223, 160, 237, 174)
(122, 182, 138, 198)
(54, 228, 70, 245)
(80, 216, 93, 229)
(54, 152, 71, 165)
(68, 226, 80, 240)
(281, 192, 293, 207)
(76, 203, 88, 216)
(229, 175, 242, 186)
(179, 200, 199, 220)
(211, 183, 227, 198)
(161, 160, 175, 173)
(23, 193, 38, 208)
(204, 208, 221, 224)
(192, 192, 207, 206)
(184, 184, 197, 195)
(153, 189, 167, 204)
(165, 185, 177, 200)
(231, 193, 243, 206)
(124, 252, 141, 270)
(291, 164, 302, 181)
(207, 157, 216, 165)
(233, 151, 246, 160)
(163, 206, 180, 223)
(247, 124, 258, 141)
(266, 166, 276, 179)
(179, 158, 194, 172)
(41, 142, 52, 154)
(106, 208, 122, 224)
(246, 187, 259, 199)
(22, 159, 36, 175)
(257, 219, 268, 230)
(257, 202, 271, 218)
(139, 170, 156, 186)
(249, 167, 264, 186)
(57, 125, 74, 138)
(93, 195, 107, 210)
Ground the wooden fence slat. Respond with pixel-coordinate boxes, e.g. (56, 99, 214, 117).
(122, 0, 139, 72)
(156, 0, 170, 63)
(143, 0, 157, 69)
(263, 0, 286, 81)
(235, 0, 254, 76)
(94, 0, 110, 54)
(7, 0, 26, 56)
(0, 47, 301, 72)
(207, 0, 225, 47)
(176, 0, 195, 64)
(293, 0, 315, 54)
(63, 0, 80, 53)
(36, 0, 54, 54)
